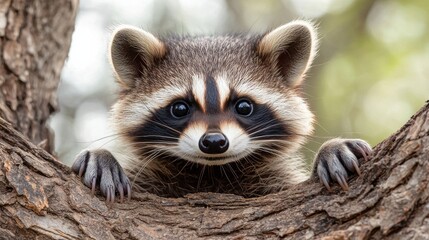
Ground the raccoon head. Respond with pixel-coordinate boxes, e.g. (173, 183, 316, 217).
(110, 21, 317, 166)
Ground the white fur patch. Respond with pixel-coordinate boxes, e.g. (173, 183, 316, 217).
(192, 75, 206, 112)
(220, 121, 249, 156)
(111, 83, 188, 129)
(215, 73, 231, 110)
(233, 78, 283, 105)
(178, 121, 207, 155)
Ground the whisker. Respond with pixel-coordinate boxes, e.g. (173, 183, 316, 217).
(226, 164, 243, 192)
(197, 165, 206, 191)
(75, 132, 125, 144)
(250, 134, 322, 145)
(132, 135, 181, 140)
(131, 149, 165, 187)
(245, 118, 278, 133)
(220, 166, 234, 191)
(247, 122, 285, 137)
(172, 159, 191, 178)
(126, 142, 177, 146)
(142, 119, 197, 149)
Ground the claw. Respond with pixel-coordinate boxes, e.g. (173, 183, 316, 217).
(335, 172, 349, 191)
(111, 186, 115, 204)
(127, 182, 132, 201)
(357, 141, 373, 160)
(361, 142, 373, 155)
(357, 146, 368, 162)
(321, 176, 332, 192)
(118, 184, 124, 203)
(91, 177, 96, 195)
(352, 159, 361, 176)
(106, 188, 111, 205)
(78, 162, 85, 178)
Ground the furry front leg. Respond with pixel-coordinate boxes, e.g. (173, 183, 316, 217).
(72, 149, 131, 203)
(312, 138, 372, 191)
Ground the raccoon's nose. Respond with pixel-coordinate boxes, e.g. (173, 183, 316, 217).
(199, 132, 229, 154)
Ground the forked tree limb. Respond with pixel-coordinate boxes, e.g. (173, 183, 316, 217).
(0, 101, 428, 239)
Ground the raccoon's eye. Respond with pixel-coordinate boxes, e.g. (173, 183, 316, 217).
(235, 99, 253, 116)
(170, 101, 190, 118)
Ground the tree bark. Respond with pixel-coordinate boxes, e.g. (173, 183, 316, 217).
(0, 101, 428, 239)
(0, 0, 78, 153)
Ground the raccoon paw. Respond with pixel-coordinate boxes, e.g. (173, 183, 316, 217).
(71, 149, 131, 204)
(313, 138, 372, 191)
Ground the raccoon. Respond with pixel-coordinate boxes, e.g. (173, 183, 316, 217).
(72, 20, 372, 203)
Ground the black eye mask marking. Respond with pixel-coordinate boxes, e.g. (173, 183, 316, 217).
(127, 90, 295, 161)
(128, 103, 192, 147)
(233, 101, 291, 141)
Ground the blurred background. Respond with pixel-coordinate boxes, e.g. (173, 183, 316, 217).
(51, 0, 429, 166)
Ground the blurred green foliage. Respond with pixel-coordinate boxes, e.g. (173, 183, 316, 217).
(315, 0, 428, 144)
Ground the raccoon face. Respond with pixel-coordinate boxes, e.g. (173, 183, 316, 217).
(109, 21, 317, 166)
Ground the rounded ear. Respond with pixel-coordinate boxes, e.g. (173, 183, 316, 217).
(257, 20, 318, 87)
(109, 25, 166, 88)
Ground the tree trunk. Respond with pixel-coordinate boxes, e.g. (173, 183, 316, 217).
(0, 0, 78, 153)
(0, 101, 428, 239)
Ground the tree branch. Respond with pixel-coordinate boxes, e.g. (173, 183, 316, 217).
(1, 101, 428, 239)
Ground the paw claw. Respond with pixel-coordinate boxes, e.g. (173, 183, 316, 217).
(321, 176, 331, 192)
(118, 184, 124, 203)
(91, 177, 96, 195)
(352, 159, 361, 176)
(356, 141, 373, 159)
(357, 146, 368, 162)
(127, 183, 132, 201)
(78, 162, 85, 178)
(335, 172, 349, 191)
(106, 187, 112, 205)
(110, 186, 115, 204)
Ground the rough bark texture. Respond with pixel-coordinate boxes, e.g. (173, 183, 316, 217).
(0, 101, 428, 239)
(0, 0, 78, 153)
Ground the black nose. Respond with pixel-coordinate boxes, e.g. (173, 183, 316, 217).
(199, 132, 229, 154)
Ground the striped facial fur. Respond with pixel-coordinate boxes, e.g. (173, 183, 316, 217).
(107, 21, 317, 196)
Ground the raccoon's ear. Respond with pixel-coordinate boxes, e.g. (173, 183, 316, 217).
(257, 21, 317, 87)
(109, 25, 166, 88)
